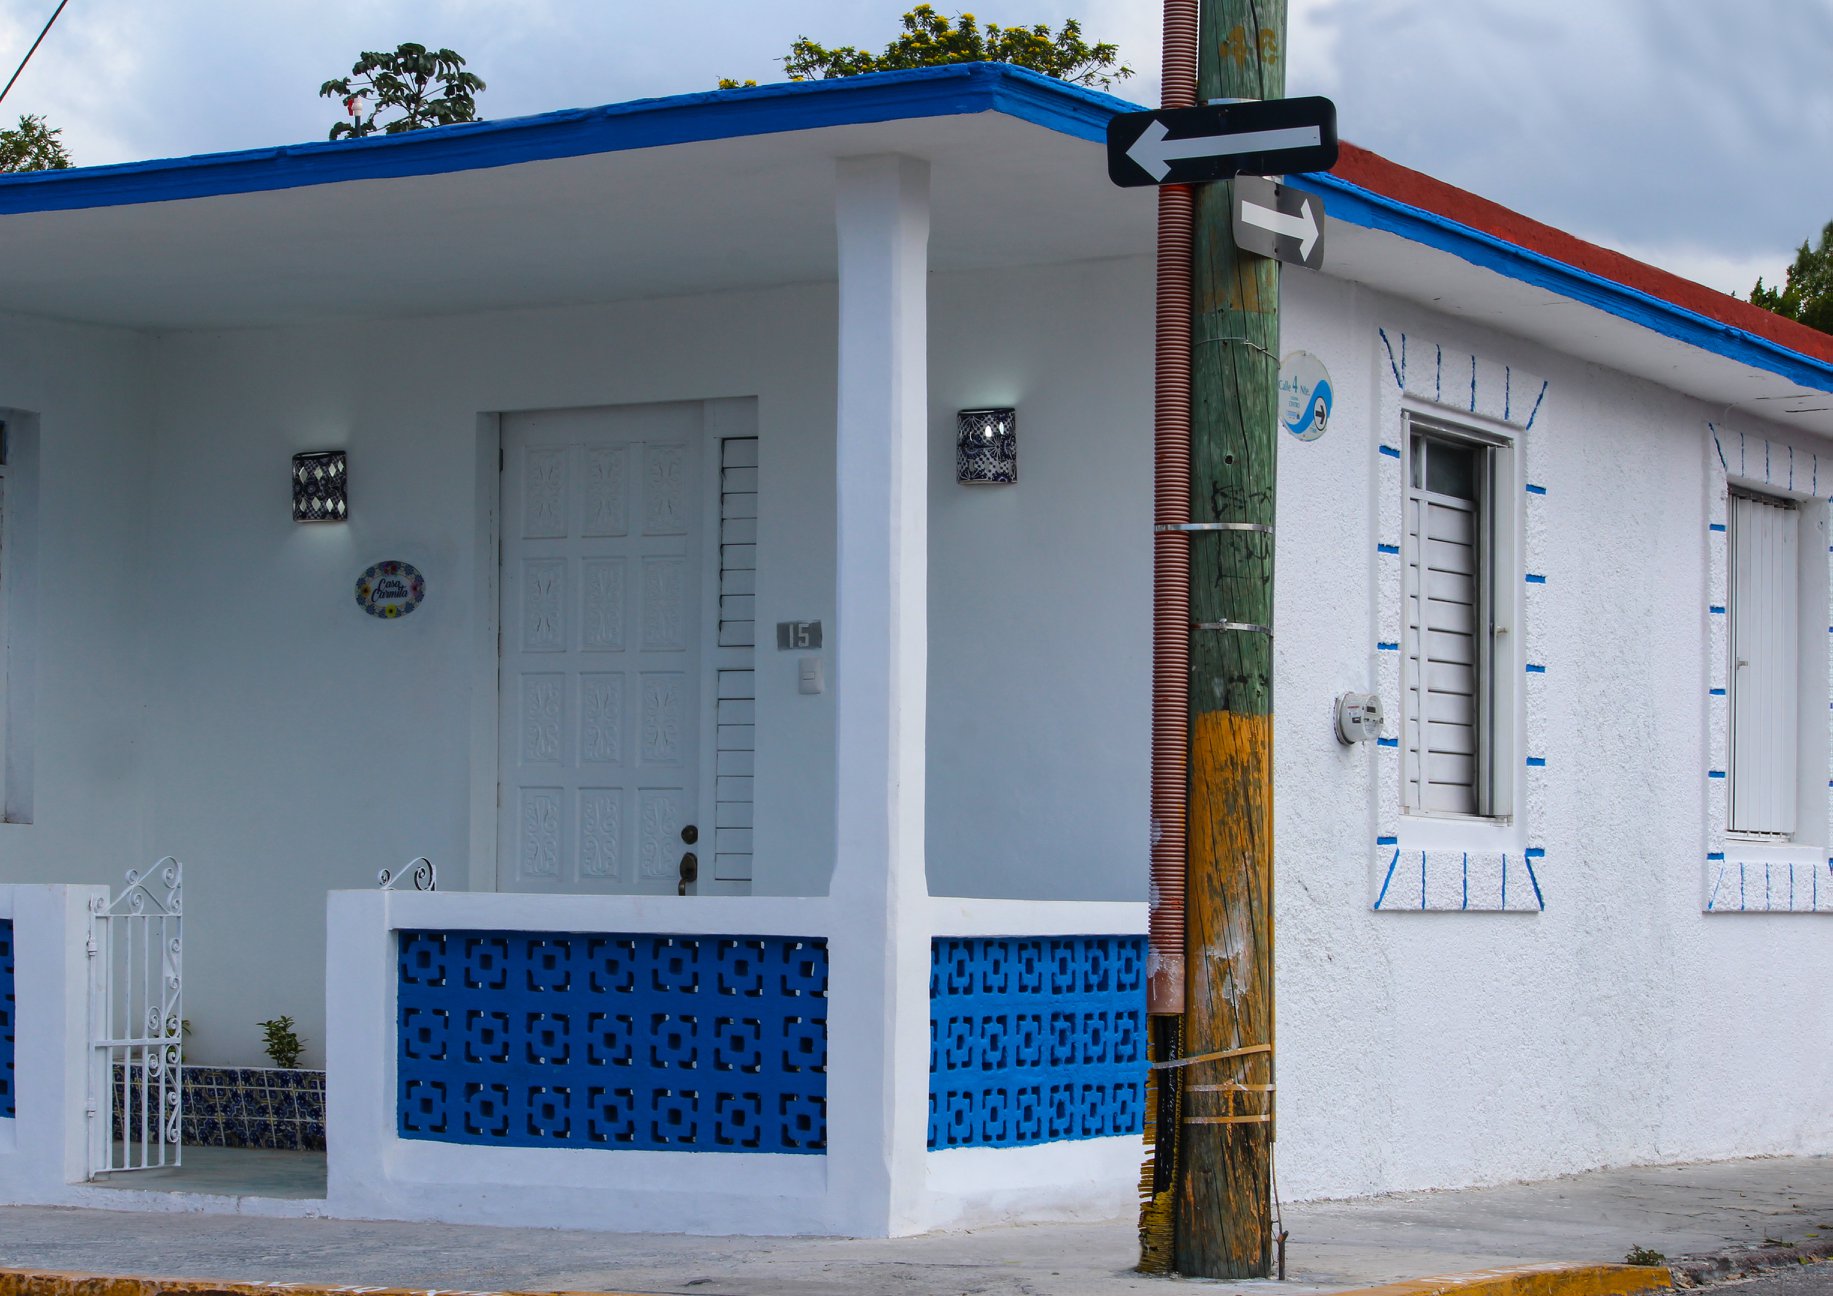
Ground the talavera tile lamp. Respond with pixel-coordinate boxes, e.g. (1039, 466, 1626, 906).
(956, 407, 1017, 484)
(292, 451, 348, 521)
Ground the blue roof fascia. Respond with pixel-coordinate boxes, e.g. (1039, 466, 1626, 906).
(1290, 168, 1833, 396)
(0, 63, 1136, 217)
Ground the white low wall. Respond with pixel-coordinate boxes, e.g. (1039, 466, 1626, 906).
(922, 898, 1147, 1232)
(328, 889, 848, 1233)
(324, 889, 1147, 1236)
(0, 884, 107, 1203)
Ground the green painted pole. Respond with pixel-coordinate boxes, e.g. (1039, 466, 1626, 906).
(1174, 0, 1285, 1280)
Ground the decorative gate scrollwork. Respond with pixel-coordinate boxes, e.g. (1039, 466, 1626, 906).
(87, 859, 183, 1176)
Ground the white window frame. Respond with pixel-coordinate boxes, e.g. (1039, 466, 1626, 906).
(1401, 412, 1518, 823)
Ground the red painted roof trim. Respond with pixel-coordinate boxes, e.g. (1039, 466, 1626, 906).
(1330, 141, 1833, 368)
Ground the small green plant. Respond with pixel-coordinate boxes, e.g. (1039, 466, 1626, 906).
(1624, 1246, 1666, 1267)
(258, 1015, 306, 1069)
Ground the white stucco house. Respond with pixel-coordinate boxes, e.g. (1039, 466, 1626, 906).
(0, 64, 1826, 1236)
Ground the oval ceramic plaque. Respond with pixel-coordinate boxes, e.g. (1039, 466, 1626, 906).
(355, 560, 425, 619)
(1279, 350, 1334, 441)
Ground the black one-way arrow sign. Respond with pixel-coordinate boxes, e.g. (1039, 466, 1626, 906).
(1232, 175, 1326, 270)
(1106, 97, 1338, 188)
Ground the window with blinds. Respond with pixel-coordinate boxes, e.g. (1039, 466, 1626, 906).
(1403, 423, 1512, 819)
(1728, 489, 1799, 837)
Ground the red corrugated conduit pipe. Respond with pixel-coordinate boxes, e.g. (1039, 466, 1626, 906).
(1148, 0, 1198, 1017)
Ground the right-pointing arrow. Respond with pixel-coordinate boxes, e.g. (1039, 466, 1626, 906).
(1238, 196, 1319, 261)
(1125, 118, 1326, 183)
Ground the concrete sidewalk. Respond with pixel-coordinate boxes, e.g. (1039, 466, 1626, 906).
(0, 1155, 1827, 1294)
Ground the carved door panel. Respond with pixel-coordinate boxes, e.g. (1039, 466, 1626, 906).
(499, 405, 703, 894)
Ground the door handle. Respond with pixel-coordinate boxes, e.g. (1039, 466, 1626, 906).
(677, 850, 699, 896)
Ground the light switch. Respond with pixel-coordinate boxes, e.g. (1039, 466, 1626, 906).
(798, 656, 825, 695)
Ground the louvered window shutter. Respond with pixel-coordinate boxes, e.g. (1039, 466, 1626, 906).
(1404, 435, 1484, 815)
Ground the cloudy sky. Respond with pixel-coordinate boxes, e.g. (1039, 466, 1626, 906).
(2, 0, 1828, 297)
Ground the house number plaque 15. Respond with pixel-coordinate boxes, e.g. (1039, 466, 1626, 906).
(776, 621, 822, 650)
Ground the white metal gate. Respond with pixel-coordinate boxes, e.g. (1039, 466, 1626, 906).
(87, 859, 183, 1176)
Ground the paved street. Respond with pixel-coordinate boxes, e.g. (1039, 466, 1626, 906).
(1700, 1264, 1833, 1293)
(0, 1155, 1826, 1295)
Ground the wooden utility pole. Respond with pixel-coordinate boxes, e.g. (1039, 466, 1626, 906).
(1174, 0, 1284, 1279)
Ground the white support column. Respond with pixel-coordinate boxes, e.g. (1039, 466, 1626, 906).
(825, 154, 932, 1237)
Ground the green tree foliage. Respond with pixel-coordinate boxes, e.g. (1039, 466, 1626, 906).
(719, 4, 1131, 90)
(1750, 221, 1833, 335)
(0, 113, 71, 172)
(319, 43, 485, 140)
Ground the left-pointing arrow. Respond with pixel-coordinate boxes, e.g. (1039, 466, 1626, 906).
(1125, 118, 1326, 183)
(1238, 196, 1319, 261)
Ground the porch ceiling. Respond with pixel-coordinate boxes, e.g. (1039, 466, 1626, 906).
(0, 111, 1154, 332)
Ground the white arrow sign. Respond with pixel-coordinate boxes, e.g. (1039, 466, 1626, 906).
(1125, 118, 1325, 183)
(1238, 195, 1320, 261)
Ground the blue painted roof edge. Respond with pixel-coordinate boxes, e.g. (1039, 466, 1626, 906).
(1290, 169, 1833, 395)
(0, 62, 1136, 216)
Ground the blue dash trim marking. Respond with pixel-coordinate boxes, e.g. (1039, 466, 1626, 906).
(1379, 329, 1403, 390)
(1436, 345, 1442, 401)
(1526, 756, 1547, 767)
(1377, 543, 1400, 555)
(1377, 641, 1400, 651)
(1376, 736, 1399, 747)
(1709, 523, 1726, 532)
(1707, 851, 1725, 860)
(1501, 854, 1508, 908)
(1709, 605, 1725, 614)
(1708, 770, 1726, 779)
(1376, 835, 1398, 846)
(1379, 444, 1402, 458)
(1421, 852, 1428, 910)
(1469, 356, 1478, 412)
(1525, 381, 1549, 429)
(1525, 663, 1546, 673)
(1525, 573, 1547, 584)
(1375, 848, 1401, 909)
(1462, 853, 1468, 910)
(1710, 687, 1726, 696)
(1505, 366, 1512, 421)
(1522, 853, 1545, 910)
(1525, 483, 1547, 495)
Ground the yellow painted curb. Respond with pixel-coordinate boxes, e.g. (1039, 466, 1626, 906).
(1324, 1261, 1671, 1296)
(0, 1270, 646, 1296)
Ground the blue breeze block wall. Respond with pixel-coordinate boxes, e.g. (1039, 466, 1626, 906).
(0, 920, 12, 1118)
(397, 931, 827, 1153)
(928, 935, 1145, 1149)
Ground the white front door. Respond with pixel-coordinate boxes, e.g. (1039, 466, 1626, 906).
(499, 404, 703, 893)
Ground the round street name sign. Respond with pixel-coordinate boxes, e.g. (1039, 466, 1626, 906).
(1279, 351, 1333, 441)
